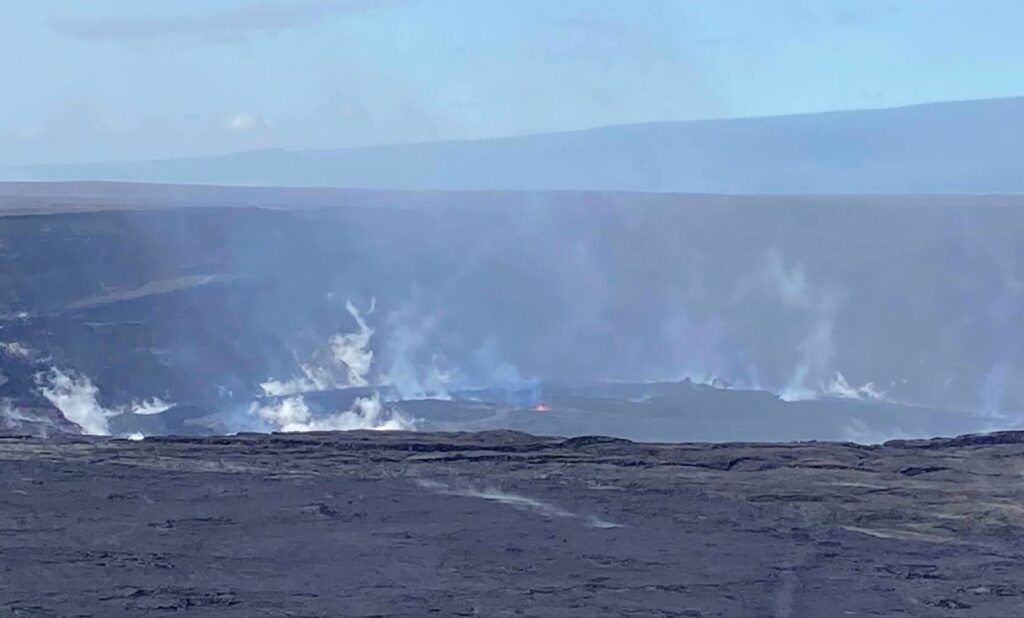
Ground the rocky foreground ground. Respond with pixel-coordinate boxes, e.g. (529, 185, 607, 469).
(3, 430, 1024, 617)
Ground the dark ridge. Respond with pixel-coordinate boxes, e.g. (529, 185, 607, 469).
(560, 436, 635, 448)
(884, 431, 1024, 449)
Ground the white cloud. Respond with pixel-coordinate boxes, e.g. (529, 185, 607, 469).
(49, 1, 407, 42)
(225, 112, 270, 133)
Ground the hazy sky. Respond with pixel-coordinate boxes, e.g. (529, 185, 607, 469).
(2, 0, 1023, 165)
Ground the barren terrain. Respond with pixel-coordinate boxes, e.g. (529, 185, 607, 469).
(4, 430, 1024, 616)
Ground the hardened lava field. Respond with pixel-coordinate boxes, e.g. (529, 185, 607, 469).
(3, 429, 1024, 616)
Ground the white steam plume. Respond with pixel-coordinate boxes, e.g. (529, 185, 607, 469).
(251, 392, 415, 433)
(761, 252, 840, 401)
(35, 368, 115, 435)
(825, 372, 885, 401)
(0, 341, 32, 359)
(762, 254, 885, 403)
(262, 298, 536, 405)
(842, 419, 919, 445)
(415, 479, 620, 528)
(779, 308, 836, 401)
(33, 368, 175, 435)
(657, 310, 764, 391)
(331, 300, 375, 386)
(980, 364, 1008, 418)
(261, 299, 375, 396)
(380, 309, 456, 400)
(129, 397, 173, 416)
(259, 364, 334, 398)
(0, 400, 66, 438)
(759, 251, 882, 402)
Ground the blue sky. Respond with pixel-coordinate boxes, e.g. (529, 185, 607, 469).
(1, 0, 1023, 165)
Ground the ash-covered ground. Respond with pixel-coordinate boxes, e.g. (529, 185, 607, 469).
(5, 429, 1024, 616)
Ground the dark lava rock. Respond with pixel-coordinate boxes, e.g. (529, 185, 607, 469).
(3, 430, 1024, 616)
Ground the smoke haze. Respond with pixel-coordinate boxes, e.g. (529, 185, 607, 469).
(0, 186, 1021, 442)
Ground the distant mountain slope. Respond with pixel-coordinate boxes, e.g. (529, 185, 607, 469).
(4, 97, 1024, 193)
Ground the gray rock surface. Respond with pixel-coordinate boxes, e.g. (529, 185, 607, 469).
(3, 430, 1024, 616)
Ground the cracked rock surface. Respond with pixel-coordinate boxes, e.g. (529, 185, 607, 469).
(3, 430, 1024, 616)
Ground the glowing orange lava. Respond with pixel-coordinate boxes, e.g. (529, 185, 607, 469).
(533, 403, 551, 412)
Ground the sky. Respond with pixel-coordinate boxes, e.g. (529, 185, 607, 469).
(1, 0, 1023, 165)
